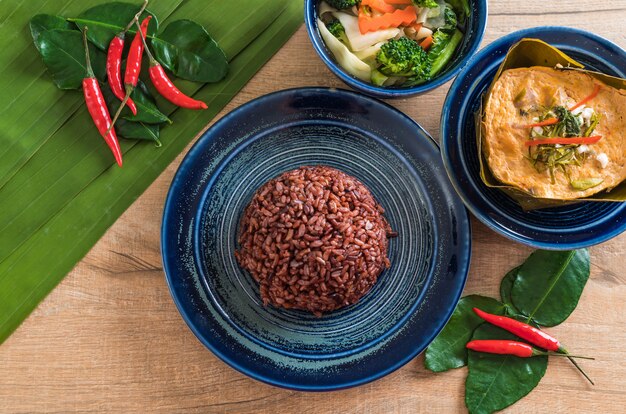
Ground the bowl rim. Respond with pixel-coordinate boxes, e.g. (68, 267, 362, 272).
(161, 87, 472, 391)
(440, 25, 626, 250)
(304, 0, 488, 98)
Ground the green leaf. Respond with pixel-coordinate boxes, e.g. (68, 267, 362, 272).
(465, 324, 548, 414)
(500, 266, 521, 315)
(30, 14, 74, 51)
(34, 29, 106, 89)
(425, 295, 505, 372)
(71, 2, 158, 50)
(511, 249, 590, 327)
(103, 80, 171, 125)
(152, 20, 229, 83)
(116, 119, 161, 144)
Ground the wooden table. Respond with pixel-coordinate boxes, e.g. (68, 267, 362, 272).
(2, 2, 625, 412)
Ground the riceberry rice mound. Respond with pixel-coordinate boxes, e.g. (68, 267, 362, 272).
(234, 165, 395, 316)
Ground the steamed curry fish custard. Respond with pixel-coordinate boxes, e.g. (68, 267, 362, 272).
(483, 66, 626, 199)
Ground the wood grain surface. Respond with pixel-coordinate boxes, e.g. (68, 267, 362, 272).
(2, 1, 626, 412)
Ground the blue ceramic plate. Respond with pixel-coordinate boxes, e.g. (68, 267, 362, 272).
(161, 88, 471, 391)
(441, 27, 626, 250)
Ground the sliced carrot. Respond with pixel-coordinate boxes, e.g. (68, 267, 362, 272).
(362, 0, 396, 13)
(570, 84, 601, 111)
(359, 6, 417, 34)
(384, 0, 413, 4)
(420, 35, 433, 50)
(524, 135, 602, 147)
(412, 22, 423, 32)
(525, 117, 559, 128)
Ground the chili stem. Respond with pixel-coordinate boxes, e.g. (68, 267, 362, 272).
(135, 19, 155, 62)
(123, 0, 149, 34)
(546, 353, 595, 360)
(82, 27, 94, 78)
(105, 90, 132, 137)
(567, 355, 595, 385)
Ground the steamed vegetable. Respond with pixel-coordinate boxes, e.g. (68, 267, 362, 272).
(327, 18, 350, 46)
(377, 37, 431, 81)
(318, 18, 371, 81)
(412, 0, 438, 8)
(428, 29, 462, 76)
(326, 0, 361, 9)
(358, 6, 417, 34)
(332, 11, 400, 51)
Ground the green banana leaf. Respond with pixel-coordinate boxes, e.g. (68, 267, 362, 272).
(0, 0, 303, 344)
(477, 39, 626, 210)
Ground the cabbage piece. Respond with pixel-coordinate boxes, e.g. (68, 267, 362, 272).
(318, 18, 371, 81)
(319, 1, 337, 16)
(354, 41, 385, 64)
(331, 12, 400, 51)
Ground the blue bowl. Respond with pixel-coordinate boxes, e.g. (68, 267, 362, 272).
(441, 27, 626, 250)
(304, 0, 488, 98)
(161, 88, 471, 390)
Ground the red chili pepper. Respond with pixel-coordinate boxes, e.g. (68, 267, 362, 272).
(466, 340, 594, 360)
(124, 15, 151, 91)
(473, 308, 562, 352)
(473, 307, 595, 384)
(524, 135, 602, 147)
(107, 14, 153, 136)
(135, 22, 208, 110)
(105, 0, 149, 115)
(107, 34, 137, 114)
(570, 84, 601, 111)
(467, 340, 537, 357)
(82, 28, 122, 167)
(524, 117, 559, 128)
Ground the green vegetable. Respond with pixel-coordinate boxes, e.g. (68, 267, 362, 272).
(424, 295, 505, 372)
(151, 20, 229, 83)
(70, 2, 158, 50)
(428, 29, 462, 76)
(446, 0, 471, 16)
(376, 37, 431, 81)
(554, 106, 582, 137)
(326, 19, 349, 46)
(499, 266, 520, 315)
(31, 28, 106, 89)
(511, 249, 590, 327)
(326, 0, 361, 9)
(571, 178, 604, 190)
(443, 5, 458, 28)
(116, 120, 161, 145)
(584, 112, 600, 137)
(370, 69, 388, 86)
(466, 324, 548, 414)
(412, 0, 438, 8)
(29, 14, 74, 50)
(103, 81, 171, 125)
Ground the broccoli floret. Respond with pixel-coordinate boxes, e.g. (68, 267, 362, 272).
(376, 37, 431, 81)
(326, 0, 361, 9)
(326, 19, 350, 46)
(412, 0, 438, 8)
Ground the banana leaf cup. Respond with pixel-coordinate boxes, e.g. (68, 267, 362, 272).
(477, 38, 626, 210)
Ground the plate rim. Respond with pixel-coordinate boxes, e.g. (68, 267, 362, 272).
(161, 87, 471, 391)
(440, 26, 626, 250)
